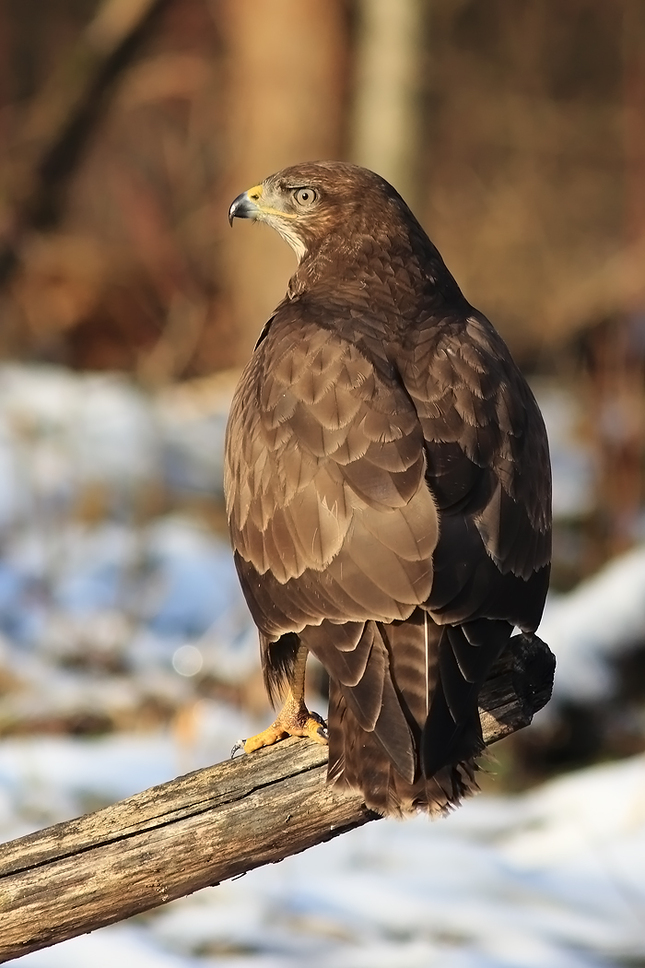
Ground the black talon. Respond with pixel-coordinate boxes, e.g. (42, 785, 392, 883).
(310, 711, 329, 740)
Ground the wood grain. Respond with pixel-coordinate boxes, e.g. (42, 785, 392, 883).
(0, 632, 554, 962)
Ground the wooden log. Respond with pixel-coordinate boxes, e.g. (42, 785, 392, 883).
(0, 633, 554, 963)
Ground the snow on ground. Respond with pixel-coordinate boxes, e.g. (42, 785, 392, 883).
(1, 364, 645, 966)
(533, 380, 596, 521)
(539, 545, 645, 702)
(0, 365, 258, 730)
(531, 377, 645, 708)
(0, 512, 257, 732)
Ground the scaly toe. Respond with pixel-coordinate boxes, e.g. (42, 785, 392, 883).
(242, 723, 290, 754)
(233, 708, 329, 756)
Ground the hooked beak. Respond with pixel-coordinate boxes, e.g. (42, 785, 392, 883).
(228, 186, 263, 226)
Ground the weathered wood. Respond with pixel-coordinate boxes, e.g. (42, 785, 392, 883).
(0, 633, 554, 962)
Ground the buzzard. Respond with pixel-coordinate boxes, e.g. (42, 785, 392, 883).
(226, 162, 551, 816)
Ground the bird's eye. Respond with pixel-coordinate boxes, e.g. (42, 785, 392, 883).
(293, 187, 317, 207)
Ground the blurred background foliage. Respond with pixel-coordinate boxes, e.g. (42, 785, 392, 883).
(0, 0, 644, 783)
(0, 0, 641, 373)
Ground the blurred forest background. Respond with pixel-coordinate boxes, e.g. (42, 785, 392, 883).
(0, 0, 644, 786)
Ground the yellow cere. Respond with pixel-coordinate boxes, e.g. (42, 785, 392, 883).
(245, 183, 298, 219)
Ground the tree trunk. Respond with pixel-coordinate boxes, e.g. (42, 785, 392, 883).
(213, 0, 348, 366)
(348, 0, 427, 208)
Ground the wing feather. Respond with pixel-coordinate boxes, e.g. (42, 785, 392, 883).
(226, 314, 438, 634)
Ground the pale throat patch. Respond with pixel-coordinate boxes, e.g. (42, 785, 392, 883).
(272, 221, 307, 262)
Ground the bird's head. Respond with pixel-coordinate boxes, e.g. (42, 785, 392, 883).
(228, 162, 415, 264)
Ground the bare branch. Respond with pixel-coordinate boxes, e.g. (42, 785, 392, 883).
(0, 0, 171, 287)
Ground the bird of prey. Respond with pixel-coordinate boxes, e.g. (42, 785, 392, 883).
(226, 162, 551, 817)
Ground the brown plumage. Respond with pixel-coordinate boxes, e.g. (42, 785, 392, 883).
(225, 162, 551, 817)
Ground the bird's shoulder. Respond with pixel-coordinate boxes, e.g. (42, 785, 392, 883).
(394, 307, 551, 620)
(397, 310, 548, 492)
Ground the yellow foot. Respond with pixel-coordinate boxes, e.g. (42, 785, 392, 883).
(231, 708, 328, 758)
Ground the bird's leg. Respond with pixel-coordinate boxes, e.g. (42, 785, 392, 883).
(233, 644, 328, 756)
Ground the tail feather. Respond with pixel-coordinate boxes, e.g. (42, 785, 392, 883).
(316, 611, 510, 816)
(328, 678, 479, 816)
